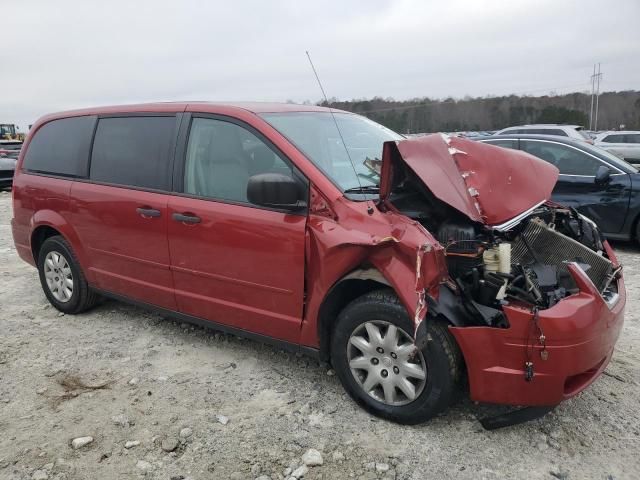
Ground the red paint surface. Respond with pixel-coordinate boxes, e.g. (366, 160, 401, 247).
(451, 243, 624, 405)
(10, 102, 625, 409)
(167, 195, 306, 342)
(381, 134, 559, 225)
(70, 182, 177, 311)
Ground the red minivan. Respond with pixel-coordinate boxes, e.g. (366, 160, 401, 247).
(11, 102, 625, 427)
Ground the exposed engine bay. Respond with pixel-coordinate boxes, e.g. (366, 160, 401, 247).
(389, 173, 620, 328)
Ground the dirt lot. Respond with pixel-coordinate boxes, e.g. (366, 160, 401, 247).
(0, 190, 639, 480)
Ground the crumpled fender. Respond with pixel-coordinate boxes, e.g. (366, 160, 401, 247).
(298, 185, 447, 348)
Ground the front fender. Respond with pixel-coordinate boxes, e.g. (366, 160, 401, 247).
(299, 187, 447, 348)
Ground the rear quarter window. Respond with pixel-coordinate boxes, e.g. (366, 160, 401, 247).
(89, 116, 176, 190)
(22, 116, 96, 176)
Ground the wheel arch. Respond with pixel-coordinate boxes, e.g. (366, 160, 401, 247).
(31, 225, 63, 262)
(29, 211, 93, 283)
(316, 267, 392, 362)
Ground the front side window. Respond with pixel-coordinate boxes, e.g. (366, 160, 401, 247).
(261, 112, 402, 191)
(90, 116, 176, 190)
(23, 116, 95, 176)
(521, 140, 604, 176)
(184, 117, 293, 203)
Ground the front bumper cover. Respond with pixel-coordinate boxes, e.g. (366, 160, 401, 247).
(449, 244, 625, 407)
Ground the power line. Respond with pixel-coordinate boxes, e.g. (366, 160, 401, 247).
(594, 63, 603, 131)
(589, 64, 596, 130)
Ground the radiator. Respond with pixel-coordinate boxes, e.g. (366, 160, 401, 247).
(512, 219, 613, 292)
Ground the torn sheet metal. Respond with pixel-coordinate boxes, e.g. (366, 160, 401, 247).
(379, 134, 559, 226)
(299, 185, 447, 348)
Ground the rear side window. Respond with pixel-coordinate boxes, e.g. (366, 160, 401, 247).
(521, 140, 603, 176)
(602, 134, 625, 143)
(528, 128, 567, 136)
(23, 116, 95, 176)
(484, 139, 518, 149)
(90, 116, 176, 190)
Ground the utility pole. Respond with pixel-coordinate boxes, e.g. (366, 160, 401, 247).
(594, 63, 603, 132)
(589, 64, 596, 130)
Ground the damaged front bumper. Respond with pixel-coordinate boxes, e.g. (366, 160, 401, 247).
(449, 242, 625, 407)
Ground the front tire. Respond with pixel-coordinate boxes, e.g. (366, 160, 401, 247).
(330, 289, 462, 424)
(37, 235, 98, 314)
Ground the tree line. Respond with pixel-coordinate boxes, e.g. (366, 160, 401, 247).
(320, 90, 640, 133)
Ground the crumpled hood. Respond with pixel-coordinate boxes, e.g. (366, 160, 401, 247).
(379, 134, 559, 226)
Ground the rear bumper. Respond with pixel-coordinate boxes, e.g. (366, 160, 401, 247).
(11, 217, 35, 266)
(450, 244, 625, 407)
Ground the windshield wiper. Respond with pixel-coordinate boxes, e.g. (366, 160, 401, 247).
(343, 185, 380, 194)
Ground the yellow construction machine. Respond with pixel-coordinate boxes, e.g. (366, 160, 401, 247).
(0, 124, 25, 141)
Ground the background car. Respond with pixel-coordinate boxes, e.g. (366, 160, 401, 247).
(493, 124, 593, 143)
(481, 134, 640, 241)
(594, 131, 640, 164)
(0, 141, 20, 188)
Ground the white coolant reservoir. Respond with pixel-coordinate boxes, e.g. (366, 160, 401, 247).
(483, 243, 512, 274)
(498, 242, 511, 274)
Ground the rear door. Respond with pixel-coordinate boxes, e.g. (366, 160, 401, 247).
(520, 139, 631, 234)
(167, 114, 307, 342)
(71, 114, 179, 310)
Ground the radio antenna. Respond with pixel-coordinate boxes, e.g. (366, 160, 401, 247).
(305, 51, 374, 214)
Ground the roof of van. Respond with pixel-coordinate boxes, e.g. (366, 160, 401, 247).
(38, 102, 348, 121)
(178, 101, 339, 113)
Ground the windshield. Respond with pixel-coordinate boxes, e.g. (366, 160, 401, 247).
(261, 112, 402, 191)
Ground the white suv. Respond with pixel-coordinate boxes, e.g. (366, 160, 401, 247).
(494, 124, 592, 143)
(594, 131, 640, 164)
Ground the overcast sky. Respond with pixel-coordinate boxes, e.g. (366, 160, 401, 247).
(2, 0, 639, 130)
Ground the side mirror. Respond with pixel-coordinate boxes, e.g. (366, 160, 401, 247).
(247, 173, 306, 211)
(594, 165, 611, 185)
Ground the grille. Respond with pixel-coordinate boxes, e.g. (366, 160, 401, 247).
(512, 220, 613, 292)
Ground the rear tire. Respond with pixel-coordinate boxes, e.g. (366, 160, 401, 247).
(330, 289, 462, 424)
(37, 235, 99, 314)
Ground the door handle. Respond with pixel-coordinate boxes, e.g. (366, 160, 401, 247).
(136, 207, 161, 218)
(172, 212, 201, 224)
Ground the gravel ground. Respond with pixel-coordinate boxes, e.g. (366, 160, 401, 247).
(0, 189, 639, 480)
